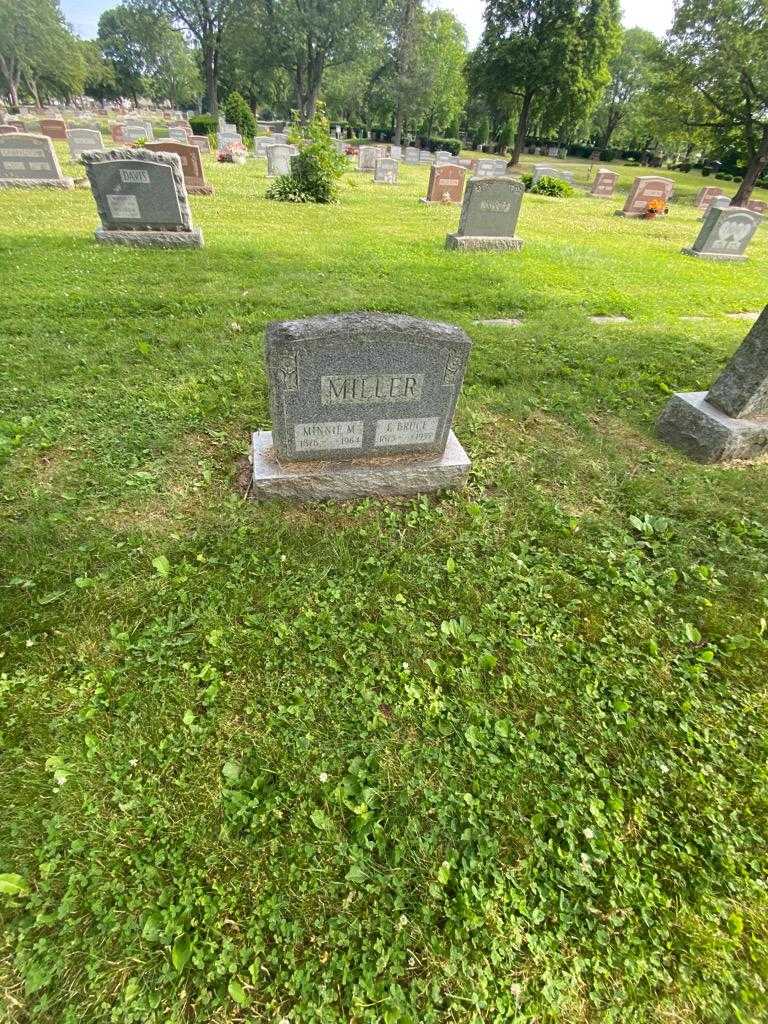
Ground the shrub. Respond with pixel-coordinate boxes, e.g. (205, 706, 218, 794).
(521, 173, 533, 191)
(600, 149, 616, 162)
(266, 104, 346, 204)
(189, 113, 217, 136)
(702, 167, 711, 176)
(529, 175, 574, 198)
(425, 137, 461, 155)
(223, 92, 256, 141)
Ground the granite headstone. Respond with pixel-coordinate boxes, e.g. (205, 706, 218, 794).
(532, 163, 574, 185)
(252, 312, 472, 499)
(694, 186, 725, 211)
(0, 125, 20, 135)
(190, 135, 211, 154)
(39, 118, 67, 141)
(404, 147, 420, 164)
(445, 176, 524, 251)
(682, 205, 762, 261)
(0, 133, 73, 189)
(374, 157, 398, 184)
(144, 140, 213, 195)
(422, 163, 465, 204)
(266, 143, 291, 177)
(68, 127, 104, 160)
(474, 158, 507, 178)
(657, 306, 768, 462)
(82, 148, 203, 248)
(590, 168, 618, 197)
(618, 176, 674, 217)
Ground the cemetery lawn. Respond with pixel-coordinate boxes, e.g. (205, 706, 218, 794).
(3, 147, 768, 1024)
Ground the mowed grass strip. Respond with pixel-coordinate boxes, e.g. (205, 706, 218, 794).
(1, 145, 768, 1024)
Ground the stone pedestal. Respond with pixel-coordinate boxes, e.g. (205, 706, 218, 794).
(445, 234, 523, 251)
(251, 429, 471, 500)
(0, 176, 74, 189)
(681, 247, 746, 262)
(656, 391, 768, 463)
(95, 227, 204, 248)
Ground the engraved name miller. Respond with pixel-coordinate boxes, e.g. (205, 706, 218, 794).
(320, 373, 424, 405)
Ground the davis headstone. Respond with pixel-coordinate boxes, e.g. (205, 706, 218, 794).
(144, 140, 212, 195)
(82, 148, 203, 248)
(39, 118, 67, 141)
(374, 157, 398, 184)
(618, 176, 674, 217)
(252, 313, 472, 499)
(682, 205, 762, 262)
(68, 127, 104, 160)
(445, 176, 524, 251)
(422, 163, 465, 204)
(657, 306, 768, 462)
(266, 144, 291, 177)
(590, 168, 618, 198)
(0, 133, 73, 189)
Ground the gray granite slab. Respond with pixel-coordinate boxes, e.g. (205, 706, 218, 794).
(656, 391, 768, 463)
(68, 128, 104, 159)
(706, 306, 768, 418)
(0, 133, 73, 188)
(532, 163, 574, 185)
(251, 428, 470, 500)
(123, 123, 153, 142)
(266, 143, 290, 176)
(374, 157, 398, 184)
(404, 147, 420, 164)
(682, 205, 762, 261)
(474, 158, 507, 178)
(265, 312, 471, 463)
(446, 175, 524, 250)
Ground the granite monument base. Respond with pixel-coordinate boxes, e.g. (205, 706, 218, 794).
(420, 197, 461, 206)
(0, 177, 74, 189)
(94, 227, 204, 248)
(681, 247, 747, 262)
(251, 429, 471, 500)
(445, 234, 523, 251)
(656, 391, 768, 463)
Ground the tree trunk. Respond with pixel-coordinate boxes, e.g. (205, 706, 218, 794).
(510, 90, 534, 166)
(394, 107, 404, 147)
(203, 45, 218, 114)
(393, 0, 417, 147)
(732, 125, 768, 206)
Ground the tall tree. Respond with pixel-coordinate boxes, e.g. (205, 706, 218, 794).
(666, 0, 768, 206)
(391, 0, 420, 145)
(472, 0, 621, 165)
(130, 0, 242, 113)
(591, 26, 657, 148)
(0, 0, 82, 107)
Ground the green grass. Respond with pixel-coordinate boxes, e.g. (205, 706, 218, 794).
(1, 144, 768, 1024)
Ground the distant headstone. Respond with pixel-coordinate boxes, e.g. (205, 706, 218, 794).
(218, 130, 242, 149)
(389, 144, 402, 160)
(557, 147, 567, 159)
(694, 185, 725, 211)
(618, 176, 674, 217)
(404, 147, 420, 164)
(168, 126, 192, 143)
(419, 150, 434, 163)
(682, 205, 762, 262)
(111, 123, 126, 143)
(357, 145, 380, 172)
(434, 150, 452, 164)
(124, 123, 153, 143)
(421, 163, 465, 204)
(144, 140, 212, 195)
(474, 158, 507, 178)
(331, 137, 346, 155)
(189, 135, 211, 154)
(703, 195, 731, 219)
(82, 148, 203, 248)
(0, 125, 20, 135)
(0, 133, 73, 189)
(657, 306, 768, 462)
(221, 121, 236, 133)
(253, 136, 272, 158)
(269, 133, 288, 146)
(532, 163, 574, 186)
(445, 176, 524, 251)
(590, 168, 618, 198)
(547, 146, 558, 157)
(374, 157, 398, 184)
(68, 127, 104, 160)
(39, 118, 67, 140)
(266, 143, 291, 177)
(746, 198, 768, 215)
(252, 313, 472, 500)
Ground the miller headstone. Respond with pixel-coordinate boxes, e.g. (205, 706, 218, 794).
(251, 313, 472, 499)
(618, 176, 674, 217)
(445, 176, 524, 251)
(68, 127, 104, 160)
(0, 133, 73, 189)
(82, 148, 203, 248)
(421, 163, 465, 204)
(144, 140, 213, 195)
(657, 306, 768, 462)
(266, 143, 291, 177)
(682, 204, 762, 262)
(590, 168, 618, 198)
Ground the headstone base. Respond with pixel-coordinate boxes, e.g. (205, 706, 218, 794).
(250, 429, 471, 501)
(615, 211, 668, 219)
(187, 184, 214, 195)
(420, 198, 461, 206)
(445, 234, 523, 251)
(681, 247, 747, 262)
(94, 227, 204, 249)
(657, 391, 768, 463)
(0, 177, 74, 189)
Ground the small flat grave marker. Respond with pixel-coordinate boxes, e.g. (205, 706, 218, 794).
(82, 148, 203, 248)
(421, 163, 465, 204)
(68, 127, 104, 160)
(473, 318, 522, 327)
(682, 205, 762, 262)
(618, 175, 674, 217)
(252, 313, 472, 500)
(446, 176, 524, 251)
(0, 133, 73, 189)
(144, 140, 212, 195)
(590, 315, 630, 324)
(658, 305, 768, 462)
